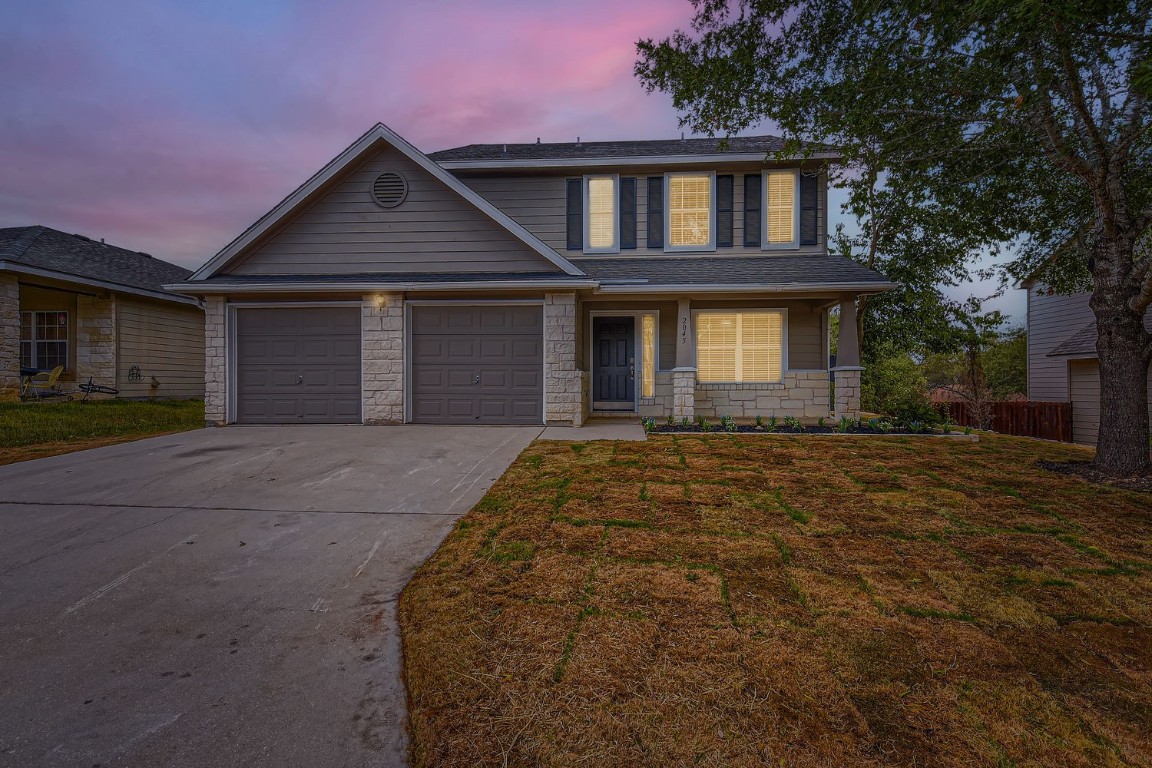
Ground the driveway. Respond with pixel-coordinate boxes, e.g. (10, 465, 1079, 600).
(0, 425, 541, 768)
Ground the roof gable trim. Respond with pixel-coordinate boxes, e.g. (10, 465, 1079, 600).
(191, 124, 584, 281)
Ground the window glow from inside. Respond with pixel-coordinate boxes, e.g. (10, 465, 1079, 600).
(696, 311, 783, 383)
(765, 172, 795, 245)
(587, 177, 616, 249)
(668, 175, 711, 247)
(641, 313, 656, 398)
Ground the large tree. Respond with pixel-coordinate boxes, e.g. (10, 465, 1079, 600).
(637, 0, 1152, 476)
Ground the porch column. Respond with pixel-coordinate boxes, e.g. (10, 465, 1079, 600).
(544, 293, 582, 426)
(203, 296, 227, 425)
(832, 294, 864, 418)
(0, 274, 19, 401)
(362, 293, 405, 425)
(672, 298, 696, 419)
(76, 294, 117, 397)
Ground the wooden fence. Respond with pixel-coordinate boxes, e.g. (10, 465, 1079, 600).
(937, 401, 1073, 442)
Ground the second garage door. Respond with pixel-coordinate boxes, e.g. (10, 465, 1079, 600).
(411, 305, 543, 424)
(235, 306, 361, 424)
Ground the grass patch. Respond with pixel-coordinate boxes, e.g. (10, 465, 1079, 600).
(0, 399, 203, 465)
(400, 433, 1151, 768)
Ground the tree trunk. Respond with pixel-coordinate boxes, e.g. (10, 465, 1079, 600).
(1092, 241, 1152, 477)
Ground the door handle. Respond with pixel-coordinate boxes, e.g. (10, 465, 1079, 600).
(297, 375, 304, 385)
(474, 374, 480, 385)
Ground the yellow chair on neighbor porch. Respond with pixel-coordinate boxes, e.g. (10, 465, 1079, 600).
(19, 365, 69, 401)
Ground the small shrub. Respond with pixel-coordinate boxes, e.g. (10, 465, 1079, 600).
(696, 414, 709, 431)
(783, 416, 804, 432)
(641, 417, 656, 433)
(836, 416, 854, 433)
(817, 416, 826, 429)
(720, 414, 737, 432)
(666, 414, 676, 426)
(754, 414, 765, 429)
(681, 416, 693, 428)
(767, 415, 778, 432)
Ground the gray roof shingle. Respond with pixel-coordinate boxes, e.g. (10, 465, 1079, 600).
(571, 255, 891, 287)
(429, 135, 836, 163)
(196, 272, 590, 286)
(1048, 321, 1098, 357)
(0, 226, 192, 296)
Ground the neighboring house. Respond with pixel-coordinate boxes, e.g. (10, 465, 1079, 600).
(169, 123, 893, 426)
(0, 226, 205, 400)
(1024, 281, 1152, 444)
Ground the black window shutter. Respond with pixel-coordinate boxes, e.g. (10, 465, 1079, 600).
(743, 174, 761, 246)
(716, 175, 734, 248)
(566, 178, 583, 250)
(620, 177, 637, 249)
(647, 176, 664, 249)
(799, 173, 819, 246)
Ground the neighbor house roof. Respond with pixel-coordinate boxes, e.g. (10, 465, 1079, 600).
(430, 135, 839, 169)
(0, 226, 195, 303)
(571, 255, 895, 293)
(1047, 320, 1098, 358)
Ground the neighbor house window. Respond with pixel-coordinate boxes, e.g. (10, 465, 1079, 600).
(20, 311, 69, 371)
(641, 313, 657, 398)
(666, 172, 714, 250)
(584, 175, 619, 252)
(696, 311, 784, 383)
(764, 170, 799, 248)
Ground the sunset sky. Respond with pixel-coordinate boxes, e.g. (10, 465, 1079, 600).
(0, 0, 1021, 318)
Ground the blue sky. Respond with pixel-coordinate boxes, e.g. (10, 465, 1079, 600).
(0, 0, 1023, 321)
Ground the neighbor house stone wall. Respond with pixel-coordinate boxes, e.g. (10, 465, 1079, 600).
(203, 296, 226, 424)
(362, 294, 404, 424)
(0, 275, 18, 401)
(833, 366, 863, 418)
(545, 293, 581, 426)
(693, 370, 833, 419)
(75, 295, 116, 396)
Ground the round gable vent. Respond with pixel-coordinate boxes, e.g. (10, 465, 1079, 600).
(371, 172, 408, 208)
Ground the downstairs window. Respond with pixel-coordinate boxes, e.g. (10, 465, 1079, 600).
(696, 311, 784, 383)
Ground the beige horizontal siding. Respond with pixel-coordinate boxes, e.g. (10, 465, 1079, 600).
(460, 167, 827, 258)
(230, 147, 561, 276)
(1026, 286, 1095, 401)
(1068, 358, 1152, 445)
(116, 298, 205, 399)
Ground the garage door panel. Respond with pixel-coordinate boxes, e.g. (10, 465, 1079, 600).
(411, 305, 543, 424)
(235, 307, 361, 424)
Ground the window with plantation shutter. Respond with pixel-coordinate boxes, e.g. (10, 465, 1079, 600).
(665, 172, 714, 250)
(583, 175, 618, 252)
(764, 171, 798, 248)
(695, 311, 784, 383)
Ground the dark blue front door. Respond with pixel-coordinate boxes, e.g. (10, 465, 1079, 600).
(593, 317, 634, 409)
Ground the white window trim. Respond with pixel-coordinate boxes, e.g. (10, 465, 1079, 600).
(692, 308, 789, 383)
(583, 174, 620, 254)
(664, 171, 717, 252)
(762, 170, 801, 251)
(19, 310, 70, 372)
(587, 310, 661, 408)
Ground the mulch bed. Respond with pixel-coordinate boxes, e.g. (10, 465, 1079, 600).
(1038, 459, 1152, 493)
(649, 425, 944, 435)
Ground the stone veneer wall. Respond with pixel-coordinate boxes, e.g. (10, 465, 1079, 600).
(0, 274, 18, 401)
(694, 370, 833, 419)
(75, 295, 116, 396)
(362, 294, 404, 424)
(637, 372, 674, 417)
(544, 293, 581, 426)
(203, 296, 227, 425)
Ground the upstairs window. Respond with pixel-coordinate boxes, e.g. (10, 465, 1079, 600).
(764, 170, 799, 248)
(584, 175, 619, 253)
(696, 310, 784, 383)
(666, 172, 715, 250)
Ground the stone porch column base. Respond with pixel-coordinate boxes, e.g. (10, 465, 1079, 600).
(672, 367, 696, 419)
(832, 365, 864, 418)
(0, 274, 18, 401)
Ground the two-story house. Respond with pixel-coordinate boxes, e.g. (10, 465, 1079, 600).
(169, 124, 893, 426)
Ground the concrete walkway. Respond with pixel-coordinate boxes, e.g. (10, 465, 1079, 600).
(539, 419, 647, 441)
(0, 425, 540, 768)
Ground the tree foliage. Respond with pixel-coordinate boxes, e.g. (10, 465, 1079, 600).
(637, 0, 1152, 475)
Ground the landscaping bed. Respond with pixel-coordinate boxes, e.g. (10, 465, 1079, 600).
(643, 414, 966, 436)
(400, 433, 1151, 767)
(0, 399, 204, 465)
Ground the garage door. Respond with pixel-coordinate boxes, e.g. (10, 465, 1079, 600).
(235, 306, 361, 424)
(411, 305, 542, 424)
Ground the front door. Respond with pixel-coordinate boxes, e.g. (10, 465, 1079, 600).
(592, 316, 635, 411)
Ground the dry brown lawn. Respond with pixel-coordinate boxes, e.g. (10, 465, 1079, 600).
(399, 434, 1152, 767)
